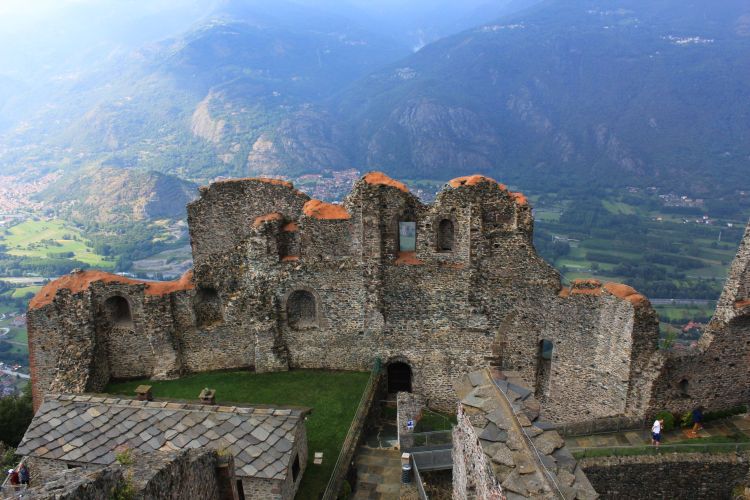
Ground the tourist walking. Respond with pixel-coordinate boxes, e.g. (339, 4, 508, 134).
(7, 468, 19, 488)
(692, 407, 704, 433)
(651, 418, 664, 447)
(18, 463, 29, 486)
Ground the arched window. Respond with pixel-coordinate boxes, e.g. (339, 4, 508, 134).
(103, 296, 133, 328)
(437, 219, 454, 252)
(287, 290, 317, 329)
(194, 287, 223, 328)
(535, 339, 553, 398)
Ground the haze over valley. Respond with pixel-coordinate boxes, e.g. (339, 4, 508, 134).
(0, 0, 749, 377)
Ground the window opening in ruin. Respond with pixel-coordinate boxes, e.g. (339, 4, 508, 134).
(103, 296, 133, 328)
(287, 290, 317, 329)
(399, 221, 416, 252)
(437, 219, 454, 252)
(387, 361, 412, 393)
(236, 479, 246, 500)
(292, 454, 300, 481)
(535, 339, 553, 399)
(194, 287, 223, 328)
(679, 378, 690, 397)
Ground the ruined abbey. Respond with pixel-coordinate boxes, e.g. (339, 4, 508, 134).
(26, 172, 750, 427)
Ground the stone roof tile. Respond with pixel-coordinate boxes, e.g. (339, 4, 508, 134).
(17, 394, 305, 481)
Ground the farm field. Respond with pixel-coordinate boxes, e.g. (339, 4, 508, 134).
(1, 218, 113, 268)
(533, 189, 744, 302)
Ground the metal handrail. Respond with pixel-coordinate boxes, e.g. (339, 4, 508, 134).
(573, 442, 750, 458)
(321, 359, 381, 500)
(412, 458, 429, 500)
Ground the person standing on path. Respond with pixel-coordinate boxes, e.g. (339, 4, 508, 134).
(652, 418, 664, 447)
(691, 407, 704, 434)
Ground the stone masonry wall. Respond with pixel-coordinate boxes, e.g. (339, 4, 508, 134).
(21, 449, 233, 500)
(28, 173, 679, 423)
(397, 392, 426, 449)
(580, 452, 750, 500)
(452, 404, 504, 500)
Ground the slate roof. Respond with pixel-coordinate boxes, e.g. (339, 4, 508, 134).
(17, 394, 306, 481)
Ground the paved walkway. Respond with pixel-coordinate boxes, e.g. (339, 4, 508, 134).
(352, 446, 403, 500)
(566, 413, 750, 450)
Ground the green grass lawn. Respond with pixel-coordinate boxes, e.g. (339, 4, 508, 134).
(1, 219, 112, 268)
(106, 369, 370, 499)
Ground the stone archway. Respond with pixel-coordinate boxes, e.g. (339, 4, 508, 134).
(387, 361, 412, 393)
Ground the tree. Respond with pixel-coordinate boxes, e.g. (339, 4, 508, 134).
(0, 391, 33, 448)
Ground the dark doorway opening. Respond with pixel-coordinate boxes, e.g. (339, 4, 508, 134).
(103, 296, 133, 328)
(387, 362, 412, 393)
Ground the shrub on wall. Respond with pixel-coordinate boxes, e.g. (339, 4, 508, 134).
(655, 411, 675, 432)
(680, 411, 693, 428)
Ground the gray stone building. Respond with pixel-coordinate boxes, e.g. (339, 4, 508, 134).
(16, 394, 308, 500)
(24, 172, 750, 425)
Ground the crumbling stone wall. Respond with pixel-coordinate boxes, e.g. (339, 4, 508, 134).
(20, 449, 235, 500)
(452, 404, 504, 500)
(27, 172, 684, 422)
(580, 452, 750, 500)
(397, 392, 426, 449)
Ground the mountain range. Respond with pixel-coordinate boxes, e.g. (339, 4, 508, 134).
(1, 0, 748, 213)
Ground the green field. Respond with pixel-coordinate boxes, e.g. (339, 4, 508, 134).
(1, 219, 112, 268)
(654, 303, 716, 324)
(106, 369, 370, 500)
(533, 189, 744, 301)
(10, 286, 40, 299)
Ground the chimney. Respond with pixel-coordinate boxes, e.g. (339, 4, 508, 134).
(199, 388, 216, 405)
(135, 385, 153, 401)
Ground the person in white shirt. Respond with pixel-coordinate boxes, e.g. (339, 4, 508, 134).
(651, 418, 664, 446)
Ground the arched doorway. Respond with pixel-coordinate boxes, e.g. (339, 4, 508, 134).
(103, 296, 133, 328)
(387, 362, 412, 393)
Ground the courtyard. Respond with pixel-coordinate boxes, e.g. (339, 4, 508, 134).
(106, 369, 370, 499)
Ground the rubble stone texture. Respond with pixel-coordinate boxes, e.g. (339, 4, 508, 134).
(452, 368, 598, 499)
(16, 449, 235, 500)
(25, 172, 750, 422)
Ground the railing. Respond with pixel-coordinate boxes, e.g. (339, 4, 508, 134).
(410, 430, 453, 449)
(573, 442, 750, 459)
(412, 457, 429, 500)
(557, 416, 650, 437)
(321, 358, 382, 500)
(410, 448, 453, 471)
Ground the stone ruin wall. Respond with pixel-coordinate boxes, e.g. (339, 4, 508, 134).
(580, 452, 750, 500)
(22, 449, 234, 500)
(452, 404, 505, 500)
(29, 172, 732, 424)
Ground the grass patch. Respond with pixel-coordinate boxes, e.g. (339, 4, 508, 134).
(1, 219, 112, 268)
(106, 369, 370, 500)
(414, 410, 456, 433)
